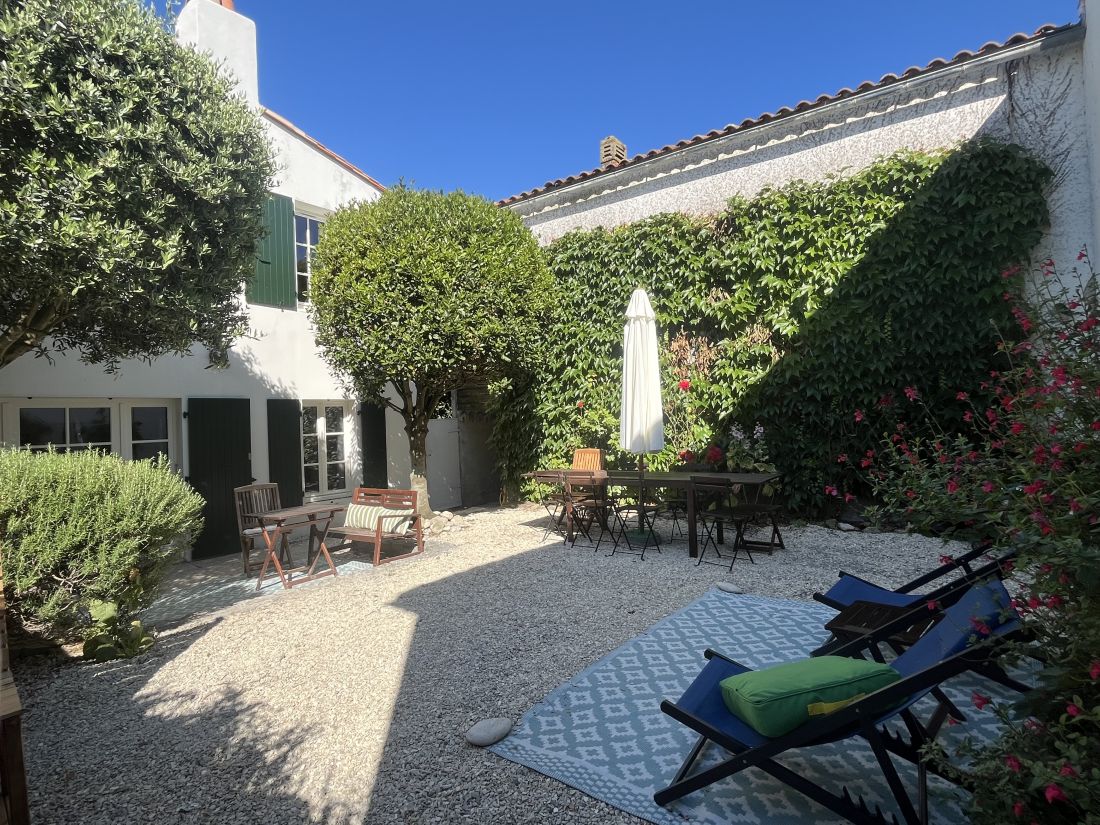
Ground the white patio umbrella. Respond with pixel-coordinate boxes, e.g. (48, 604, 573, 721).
(619, 288, 664, 518)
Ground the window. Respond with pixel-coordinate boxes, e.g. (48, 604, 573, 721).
(301, 402, 349, 495)
(19, 406, 111, 452)
(295, 214, 322, 304)
(3, 399, 177, 465)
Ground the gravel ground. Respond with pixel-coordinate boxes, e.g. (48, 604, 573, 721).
(14, 505, 968, 825)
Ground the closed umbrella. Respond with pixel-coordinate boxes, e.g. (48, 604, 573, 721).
(619, 288, 664, 522)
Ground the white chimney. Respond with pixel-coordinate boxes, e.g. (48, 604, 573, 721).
(175, 0, 259, 107)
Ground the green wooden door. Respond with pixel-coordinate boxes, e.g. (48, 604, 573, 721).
(187, 398, 253, 558)
(267, 398, 304, 507)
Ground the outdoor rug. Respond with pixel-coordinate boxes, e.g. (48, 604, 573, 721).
(490, 588, 1019, 824)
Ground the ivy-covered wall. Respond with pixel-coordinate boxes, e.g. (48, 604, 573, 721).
(491, 141, 1052, 513)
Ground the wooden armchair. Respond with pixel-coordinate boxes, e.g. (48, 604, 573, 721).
(328, 487, 425, 567)
(571, 448, 606, 471)
(234, 483, 282, 576)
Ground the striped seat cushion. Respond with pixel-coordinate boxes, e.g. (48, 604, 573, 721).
(345, 503, 414, 536)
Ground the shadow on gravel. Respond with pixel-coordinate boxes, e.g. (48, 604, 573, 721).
(16, 618, 354, 825)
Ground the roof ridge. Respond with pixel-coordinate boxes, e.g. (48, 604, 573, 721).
(498, 22, 1077, 207)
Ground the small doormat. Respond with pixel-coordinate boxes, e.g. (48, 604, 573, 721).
(491, 589, 1016, 824)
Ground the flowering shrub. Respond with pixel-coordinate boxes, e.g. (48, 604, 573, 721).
(847, 251, 1100, 823)
(723, 423, 776, 472)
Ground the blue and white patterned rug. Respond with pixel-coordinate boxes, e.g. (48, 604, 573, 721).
(491, 589, 1016, 824)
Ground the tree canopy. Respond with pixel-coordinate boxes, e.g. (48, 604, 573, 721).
(0, 0, 275, 370)
(310, 186, 552, 510)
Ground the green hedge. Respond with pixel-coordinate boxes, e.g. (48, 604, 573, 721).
(0, 449, 204, 636)
(491, 141, 1052, 512)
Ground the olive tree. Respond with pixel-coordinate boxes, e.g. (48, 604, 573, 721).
(310, 186, 552, 514)
(0, 0, 275, 370)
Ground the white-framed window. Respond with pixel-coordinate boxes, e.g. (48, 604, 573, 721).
(0, 398, 179, 466)
(301, 401, 350, 495)
(295, 213, 323, 304)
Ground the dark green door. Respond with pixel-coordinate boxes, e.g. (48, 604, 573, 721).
(187, 398, 252, 558)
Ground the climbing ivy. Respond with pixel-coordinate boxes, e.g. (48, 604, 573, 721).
(491, 141, 1053, 512)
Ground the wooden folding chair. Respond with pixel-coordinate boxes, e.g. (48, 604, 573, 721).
(571, 448, 606, 471)
(234, 483, 285, 576)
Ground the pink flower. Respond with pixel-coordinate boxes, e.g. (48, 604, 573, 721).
(1089, 660, 1100, 680)
(946, 478, 960, 494)
(956, 391, 969, 401)
(678, 379, 691, 391)
(904, 386, 919, 401)
(823, 485, 839, 497)
(1066, 703, 1080, 717)
(981, 481, 995, 493)
(1045, 784, 1067, 804)
(1060, 763, 1078, 777)
(844, 493, 855, 504)
(963, 411, 973, 422)
(970, 617, 991, 636)
(926, 600, 939, 612)
(939, 554, 955, 565)
(972, 691, 992, 710)
(836, 453, 848, 463)
(854, 409, 864, 423)
(1078, 247, 1088, 261)
(1004, 755, 1022, 773)
(1012, 801, 1025, 818)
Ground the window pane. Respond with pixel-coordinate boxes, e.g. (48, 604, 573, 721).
(310, 219, 321, 245)
(302, 406, 318, 434)
(132, 441, 168, 461)
(295, 215, 308, 244)
(326, 434, 343, 462)
(303, 435, 318, 464)
(131, 407, 168, 441)
(296, 245, 310, 273)
(69, 407, 111, 445)
(19, 408, 65, 446)
(327, 462, 345, 491)
(304, 465, 319, 493)
(297, 272, 310, 304)
(325, 406, 343, 433)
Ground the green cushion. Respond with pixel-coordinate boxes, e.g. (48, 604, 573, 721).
(719, 656, 901, 738)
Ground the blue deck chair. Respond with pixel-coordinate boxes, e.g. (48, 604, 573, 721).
(654, 580, 1022, 825)
(814, 544, 1009, 612)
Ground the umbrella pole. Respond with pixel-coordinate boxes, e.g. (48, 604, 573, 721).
(638, 456, 645, 530)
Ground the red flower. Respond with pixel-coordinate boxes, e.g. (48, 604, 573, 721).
(844, 492, 855, 504)
(1060, 763, 1077, 777)
(576, 401, 585, 408)
(1012, 801, 1025, 818)
(905, 489, 917, 500)
(904, 386, 919, 401)
(1089, 660, 1100, 680)
(678, 449, 695, 463)
(678, 379, 691, 391)
(836, 453, 848, 463)
(704, 445, 723, 465)
(1091, 421, 1100, 431)
(956, 391, 969, 401)
(981, 481, 995, 493)
(972, 691, 992, 710)
(1022, 480, 1044, 496)
(970, 618, 991, 636)
(939, 554, 954, 565)
(1078, 247, 1088, 261)
(1045, 784, 1067, 804)
(854, 409, 864, 422)
(926, 600, 939, 612)
(963, 411, 973, 422)
(946, 478, 960, 494)
(1080, 317, 1098, 332)
(1066, 703, 1080, 717)
(986, 408, 999, 425)
(823, 485, 839, 497)
(1069, 498, 1082, 513)
(1046, 595, 1063, 609)
(1004, 754, 1022, 773)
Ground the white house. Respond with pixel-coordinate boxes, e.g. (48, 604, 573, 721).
(502, 11, 1100, 270)
(0, 0, 428, 558)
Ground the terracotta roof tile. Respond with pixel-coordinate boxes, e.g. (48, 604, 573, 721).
(499, 23, 1075, 207)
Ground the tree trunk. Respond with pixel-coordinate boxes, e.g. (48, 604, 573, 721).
(404, 413, 435, 519)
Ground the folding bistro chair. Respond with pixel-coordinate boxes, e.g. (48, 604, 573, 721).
(533, 471, 570, 543)
(599, 481, 662, 560)
(694, 478, 753, 568)
(234, 483, 285, 576)
(655, 579, 1023, 825)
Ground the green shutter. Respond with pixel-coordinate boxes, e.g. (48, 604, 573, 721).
(247, 193, 296, 308)
(267, 398, 304, 507)
(359, 400, 388, 488)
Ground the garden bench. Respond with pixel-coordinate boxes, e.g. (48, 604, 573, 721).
(328, 488, 424, 567)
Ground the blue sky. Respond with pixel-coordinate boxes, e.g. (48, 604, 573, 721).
(224, 0, 1078, 202)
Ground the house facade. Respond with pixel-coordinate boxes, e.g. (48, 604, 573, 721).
(0, 0, 453, 558)
(502, 12, 1100, 272)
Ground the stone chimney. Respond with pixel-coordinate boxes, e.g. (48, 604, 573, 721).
(176, 0, 259, 107)
(600, 136, 627, 167)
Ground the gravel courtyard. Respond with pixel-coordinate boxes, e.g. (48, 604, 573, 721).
(14, 505, 966, 825)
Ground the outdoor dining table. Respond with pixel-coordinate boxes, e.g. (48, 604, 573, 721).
(531, 469, 780, 558)
(248, 502, 345, 590)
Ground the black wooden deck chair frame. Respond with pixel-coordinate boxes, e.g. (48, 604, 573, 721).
(654, 580, 1024, 825)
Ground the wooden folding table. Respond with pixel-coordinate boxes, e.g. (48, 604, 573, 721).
(250, 503, 345, 590)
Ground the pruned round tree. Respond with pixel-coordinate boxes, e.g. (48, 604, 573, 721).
(0, 0, 275, 370)
(310, 186, 552, 513)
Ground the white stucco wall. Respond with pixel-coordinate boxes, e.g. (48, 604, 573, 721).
(1085, 0, 1100, 253)
(175, 0, 259, 107)
(510, 30, 1092, 270)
